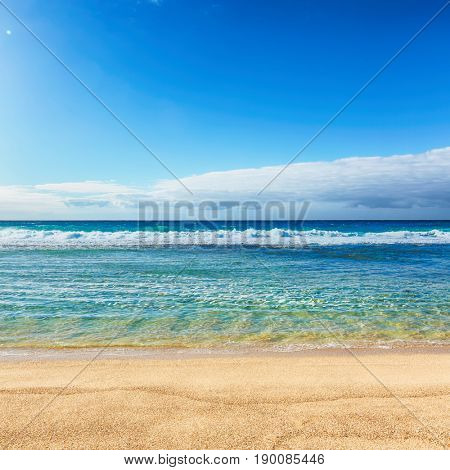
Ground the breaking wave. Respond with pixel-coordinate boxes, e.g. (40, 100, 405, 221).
(0, 227, 449, 248)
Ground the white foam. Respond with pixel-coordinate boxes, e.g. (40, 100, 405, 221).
(0, 227, 449, 248)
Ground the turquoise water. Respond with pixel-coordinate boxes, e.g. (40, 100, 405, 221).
(0, 221, 449, 348)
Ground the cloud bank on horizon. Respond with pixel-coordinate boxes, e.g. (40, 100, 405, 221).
(1, 147, 449, 219)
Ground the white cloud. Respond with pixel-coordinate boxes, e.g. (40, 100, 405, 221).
(0, 147, 449, 219)
(35, 181, 139, 194)
(0, 185, 62, 209)
(152, 147, 450, 210)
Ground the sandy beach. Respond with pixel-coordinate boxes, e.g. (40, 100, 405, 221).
(0, 348, 448, 450)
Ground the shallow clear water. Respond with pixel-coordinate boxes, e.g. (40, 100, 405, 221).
(0, 221, 449, 348)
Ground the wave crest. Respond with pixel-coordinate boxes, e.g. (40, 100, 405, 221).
(0, 227, 449, 248)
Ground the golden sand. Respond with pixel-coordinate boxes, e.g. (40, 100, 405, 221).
(0, 349, 448, 450)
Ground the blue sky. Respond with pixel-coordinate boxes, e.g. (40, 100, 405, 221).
(0, 0, 449, 218)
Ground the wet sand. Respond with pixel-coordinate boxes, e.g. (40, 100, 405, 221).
(0, 348, 448, 449)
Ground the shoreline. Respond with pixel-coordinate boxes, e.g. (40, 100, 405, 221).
(1, 343, 449, 362)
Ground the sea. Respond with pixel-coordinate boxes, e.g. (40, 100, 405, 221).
(0, 220, 449, 349)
